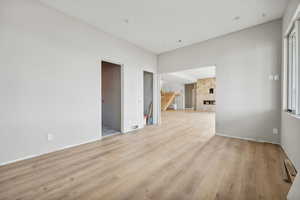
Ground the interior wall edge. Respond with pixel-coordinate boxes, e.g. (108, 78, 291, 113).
(216, 133, 281, 145)
(0, 137, 102, 167)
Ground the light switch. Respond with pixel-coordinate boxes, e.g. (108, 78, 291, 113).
(47, 133, 54, 141)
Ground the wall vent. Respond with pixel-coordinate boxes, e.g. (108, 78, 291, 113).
(132, 125, 139, 129)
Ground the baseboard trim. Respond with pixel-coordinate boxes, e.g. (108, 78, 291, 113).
(0, 124, 153, 167)
(216, 133, 280, 145)
(0, 132, 279, 166)
(0, 137, 102, 167)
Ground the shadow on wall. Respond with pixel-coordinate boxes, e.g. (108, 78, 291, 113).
(216, 109, 280, 143)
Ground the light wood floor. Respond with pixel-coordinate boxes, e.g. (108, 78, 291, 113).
(0, 111, 291, 200)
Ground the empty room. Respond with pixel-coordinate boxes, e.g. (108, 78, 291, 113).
(0, 0, 300, 200)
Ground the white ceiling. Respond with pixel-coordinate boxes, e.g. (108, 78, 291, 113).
(40, 0, 288, 54)
(161, 66, 216, 84)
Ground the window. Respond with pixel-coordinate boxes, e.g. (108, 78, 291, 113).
(287, 21, 300, 115)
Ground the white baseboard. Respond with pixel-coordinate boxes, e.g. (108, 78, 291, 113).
(0, 131, 279, 167)
(216, 133, 280, 145)
(0, 137, 102, 167)
(0, 124, 154, 167)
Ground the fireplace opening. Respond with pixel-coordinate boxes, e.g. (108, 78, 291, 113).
(203, 100, 215, 105)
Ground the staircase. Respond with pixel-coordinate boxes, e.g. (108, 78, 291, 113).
(161, 92, 177, 111)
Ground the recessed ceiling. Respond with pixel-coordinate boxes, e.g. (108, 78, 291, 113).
(39, 0, 288, 54)
(162, 66, 216, 84)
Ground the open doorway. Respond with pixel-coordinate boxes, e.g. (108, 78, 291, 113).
(101, 61, 121, 137)
(160, 66, 216, 137)
(144, 71, 154, 126)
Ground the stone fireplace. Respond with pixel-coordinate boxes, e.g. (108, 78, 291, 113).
(196, 78, 216, 112)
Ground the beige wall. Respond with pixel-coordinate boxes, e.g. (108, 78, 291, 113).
(196, 78, 216, 112)
(159, 20, 282, 144)
(0, 0, 157, 165)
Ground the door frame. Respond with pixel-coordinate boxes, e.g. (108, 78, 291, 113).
(143, 70, 155, 126)
(100, 59, 125, 137)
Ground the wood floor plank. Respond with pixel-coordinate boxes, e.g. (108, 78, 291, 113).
(0, 111, 291, 200)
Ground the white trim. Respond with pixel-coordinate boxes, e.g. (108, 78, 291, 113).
(283, 37, 288, 111)
(0, 138, 102, 167)
(216, 133, 280, 145)
(121, 64, 125, 132)
(285, 4, 300, 36)
(286, 21, 300, 115)
(126, 126, 145, 134)
(287, 112, 300, 119)
(280, 143, 299, 170)
(143, 70, 155, 126)
(157, 74, 162, 124)
(297, 21, 300, 115)
(153, 73, 159, 125)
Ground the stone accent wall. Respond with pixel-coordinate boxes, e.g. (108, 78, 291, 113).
(196, 78, 216, 112)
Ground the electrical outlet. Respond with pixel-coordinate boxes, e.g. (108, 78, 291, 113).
(47, 133, 54, 141)
(272, 128, 279, 135)
(132, 125, 139, 129)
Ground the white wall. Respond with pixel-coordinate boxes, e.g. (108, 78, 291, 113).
(281, 1, 300, 199)
(0, 0, 157, 164)
(159, 20, 282, 144)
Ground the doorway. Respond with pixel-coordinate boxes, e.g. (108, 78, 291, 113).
(185, 83, 197, 110)
(101, 61, 121, 137)
(160, 66, 216, 136)
(144, 71, 154, 126)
